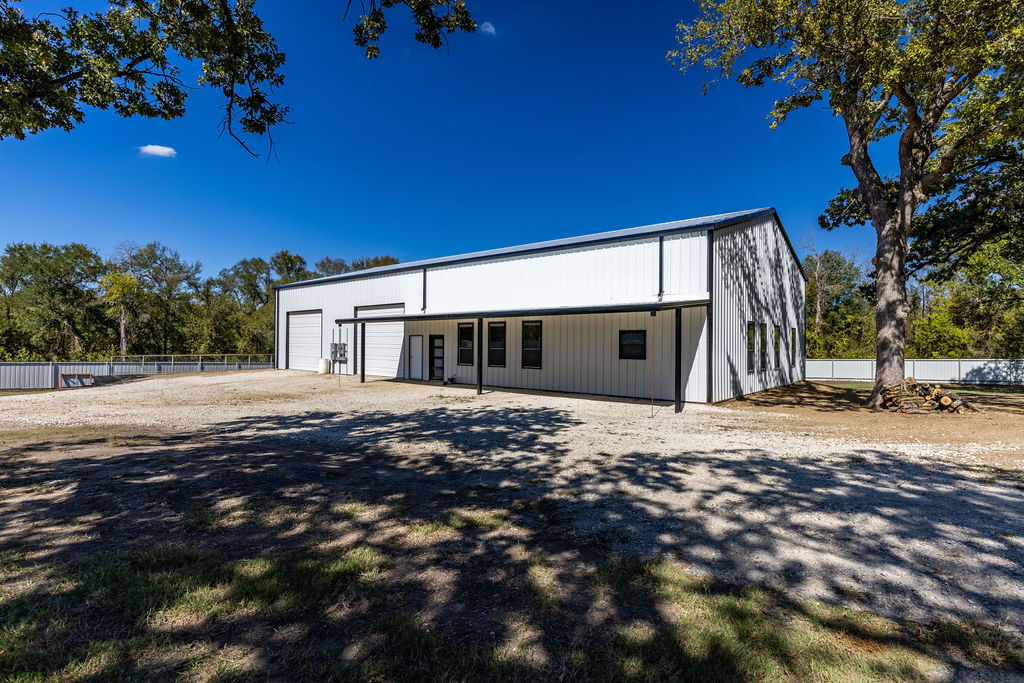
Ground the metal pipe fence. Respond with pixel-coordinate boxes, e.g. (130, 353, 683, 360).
(0, 354, 273, 390)
(806, 358, 1024, 385)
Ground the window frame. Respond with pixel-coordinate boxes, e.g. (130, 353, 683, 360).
(522, 320, 542, 369)
(746, 322, 755, 374)
(457, 323, 474, 366)
(618, 330, 647, 360)
(791, 327, 797, 366)
(487, 321, 506, 367)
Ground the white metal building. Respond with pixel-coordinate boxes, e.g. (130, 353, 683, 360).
(274, 208, 806, 407)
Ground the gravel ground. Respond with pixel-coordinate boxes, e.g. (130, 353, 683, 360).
(2, 369, 1022, 634)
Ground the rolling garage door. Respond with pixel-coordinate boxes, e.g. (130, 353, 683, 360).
(356, 304, 405, 377)
(287, 311, 322, 371)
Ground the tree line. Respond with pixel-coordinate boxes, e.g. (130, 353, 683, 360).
(0, 242, 397, 361)
(804, 239, 1024, 360)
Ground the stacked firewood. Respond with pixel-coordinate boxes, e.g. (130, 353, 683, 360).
(880, 377, 981, 414)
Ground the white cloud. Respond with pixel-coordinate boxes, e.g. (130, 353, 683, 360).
(479, 21, 496, 35)
(138, 144, 177, 158)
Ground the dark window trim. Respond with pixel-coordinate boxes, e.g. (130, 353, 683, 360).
(791, 327, 797, 366)
(746, 321, 755, 374)
(522, 320, 542, 369)
(618, 329, 647, 360)
(487, 321, 506, 367)
(457, 322, 474, 366)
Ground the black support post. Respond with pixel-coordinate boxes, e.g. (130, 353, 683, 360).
(674, 307, 682, 413)
(476, 317, 483, 395)
(360, 322, 366, 383)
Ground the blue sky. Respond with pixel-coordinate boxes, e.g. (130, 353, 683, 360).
(1, 0, 883, 276)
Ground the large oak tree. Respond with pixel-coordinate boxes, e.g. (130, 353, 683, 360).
(670, 0, 1024, 403)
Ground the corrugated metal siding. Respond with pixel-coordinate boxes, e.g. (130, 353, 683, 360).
(711, 215, 806, 401)
(403, 309, 708, 401)
(0, 363, 53, 389)
(0, 361, 273, 389)
(424, 235, 707, 314)
(662, 231, 709, 299)
(276, 270, 422, 372)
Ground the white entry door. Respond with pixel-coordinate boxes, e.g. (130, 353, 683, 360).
(408, 335, 423, 380)
(286, 311, 322, 371)
(355, 304, 405, 377)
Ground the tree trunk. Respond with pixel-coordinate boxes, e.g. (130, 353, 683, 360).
(119, 305, 128, 356)
(869, 215, 912, 406)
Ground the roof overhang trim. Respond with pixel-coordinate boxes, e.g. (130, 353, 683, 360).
(334, 299, 711, 325)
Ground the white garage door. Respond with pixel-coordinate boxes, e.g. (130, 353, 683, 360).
(287, 311, 322, 371)
(356, 304, 405, 377)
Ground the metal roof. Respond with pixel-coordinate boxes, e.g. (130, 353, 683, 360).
(276, 207, 799, 291)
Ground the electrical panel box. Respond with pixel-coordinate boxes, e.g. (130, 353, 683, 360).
(330, 342, 347, 363)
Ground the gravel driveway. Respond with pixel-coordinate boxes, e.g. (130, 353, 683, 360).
(2, 370, 1022, 633)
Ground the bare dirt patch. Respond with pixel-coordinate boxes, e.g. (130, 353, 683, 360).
(723, 381, 1024, 469)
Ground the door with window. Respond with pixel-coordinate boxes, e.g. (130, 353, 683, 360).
(429, 335, 444, 380)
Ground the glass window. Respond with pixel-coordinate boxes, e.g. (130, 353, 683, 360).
(457, 323, 473, 366)
(791, 327, 797, 365)
(760, 323, 768, 370)
(619, 330, 646, 360)
(488, 322, 506, 367)
(522, 321, 542, 369)
(747, 322, 755, 374)
(774, 325, 781, 368)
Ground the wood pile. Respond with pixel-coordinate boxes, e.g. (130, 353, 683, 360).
(880, 377, 981, 414)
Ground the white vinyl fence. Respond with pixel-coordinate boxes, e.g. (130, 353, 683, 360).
(806, 358, 1024, 385)
(0, 355, 273, 390)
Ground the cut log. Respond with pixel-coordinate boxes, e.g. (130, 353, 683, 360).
(940, 396, 953, 407)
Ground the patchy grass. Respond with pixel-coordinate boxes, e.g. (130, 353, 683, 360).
(413, 509, 512, 537)
(332, 501, 370, 520)
(2, 545, 1018, 681)
(0, 424, 120, 445)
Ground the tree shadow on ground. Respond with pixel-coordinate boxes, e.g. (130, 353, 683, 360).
(725, 380, 867, 411)
(1, 404, 1022, 679)
(723, 379, 1024, 420)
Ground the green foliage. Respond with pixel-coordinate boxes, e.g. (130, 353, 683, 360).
(0, 241, 399, 360)
(1, 0, 475, 155)
(803, 244, 1024, 358)
(910, 309, 970, 358)
(351, 0, 476, 59)
(351, 254, 400, 271)
(803, 249, 875, 358)
(0, 242, 108, 359)
(314, 256, 350, 277)
(313, 254, 400, 276)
